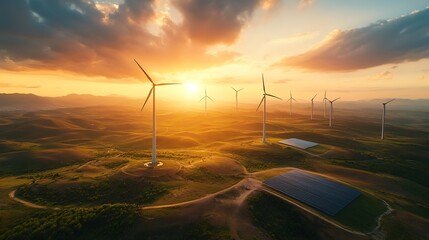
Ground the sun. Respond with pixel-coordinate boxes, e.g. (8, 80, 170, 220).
(185, 82, 198, 94)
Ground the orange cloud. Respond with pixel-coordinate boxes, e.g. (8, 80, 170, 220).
(0, 0, 259, 81)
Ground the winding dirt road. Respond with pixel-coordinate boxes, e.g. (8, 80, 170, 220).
(8, 163, 393, 239)
(9, 190, 59, 210)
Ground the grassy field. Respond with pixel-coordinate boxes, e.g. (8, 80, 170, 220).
(15, 177, 168, 206)
(0, 105, 428, 239)
(334, 193, 387, 232)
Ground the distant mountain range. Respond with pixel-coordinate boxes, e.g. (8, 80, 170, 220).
(0, 93, 428, 112)
(0, 94, 139, 111)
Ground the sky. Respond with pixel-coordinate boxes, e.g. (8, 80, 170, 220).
(1, 0, 429, 103)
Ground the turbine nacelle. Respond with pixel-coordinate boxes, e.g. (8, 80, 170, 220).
(200, 88, 214, 102)
(287, 91, 297, 102)
(257, 93, 282, 111)
(311, 94, 317, 101)
(134, 59, 180, 111)
(327, 97, 341, 104)
(383, 99, 395, 105)
(231, 87, 244, 93)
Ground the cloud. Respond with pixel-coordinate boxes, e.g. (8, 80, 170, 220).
(371, 70, 393, 80)
(208, 76, 256, 85)
(273, 79, 292, 84)
(0, 0, 264, 80)
(298, 0, 315, 9)
(172, 0, 260, 45)
(274, 7, 429, 72)
(0, 82, 40, 88)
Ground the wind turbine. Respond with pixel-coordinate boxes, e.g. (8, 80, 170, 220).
(231, 87, 244, 112)
(287, 91, 297, 117)
(310, 94, 317, 120)
(134, 59, 180, 166)
(323, 90, 328, 118)
(381, 99, 394, 140)
(257, 74, 282, 144)
(200, 88, 214, 112)
(327, 97, 340, 127)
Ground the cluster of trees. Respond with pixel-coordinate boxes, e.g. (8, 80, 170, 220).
(247, 192, 320, 240)
(1, 204, 139, 240)
(181, 167, 227, 184)
(17, 177, 167, 206)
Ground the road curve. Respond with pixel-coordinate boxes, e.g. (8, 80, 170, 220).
(9, 190, 53, 209)
(8, 164, 393, 239)
(8, 178, 252, 211)
(142, 178, 251, 210)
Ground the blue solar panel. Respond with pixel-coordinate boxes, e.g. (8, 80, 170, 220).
(278, 138, 318, 149)
(264, 170, 361, 216)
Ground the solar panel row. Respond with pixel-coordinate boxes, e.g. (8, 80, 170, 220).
(264, 170, 361, 216)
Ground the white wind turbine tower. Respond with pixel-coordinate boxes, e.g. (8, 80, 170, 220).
(310, 94, 317, 120)
(257, 74, 282, 144)
(323, 90, 328, 118)
(381, 99, 395, 140)
(200, 88, 214, 112)
(231, 87, 244, 112)
(134, 59, 180, 166)
(287, 91, 297, 117)
(327, 97, 340, 127)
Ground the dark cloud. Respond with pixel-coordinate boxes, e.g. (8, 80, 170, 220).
(0, 0, 257, 80)
(274, 7, 429, 71)
(173, 0, 260, 44)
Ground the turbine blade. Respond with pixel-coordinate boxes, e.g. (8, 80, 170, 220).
(256, 96, 265, 111)
(141, 87, 153, 111)
(156, 82, 181, 86)
(266, 93, 282, 100)
(134, 59, 154, 85)
(199, 96, 206, 102)
(384, 99, 395, 104)
(208, 96, 214, 102)
(238, 88, 244, 92)
(231, 86, 237, 92)
(312, 94, 317, 100)
(333, 97, 341, 102)
(293, 98, 297, 102)
(262, 73, 266, 93)
(205, 88, 207, 96)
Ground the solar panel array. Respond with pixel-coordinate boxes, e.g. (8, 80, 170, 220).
(264, 170, 361, 216)
(278, 138, 318, 149)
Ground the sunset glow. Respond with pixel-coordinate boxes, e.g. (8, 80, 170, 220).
(1, 0, 428, 101)
(1, 1, 428, 238)
(185, 82, 199, 94)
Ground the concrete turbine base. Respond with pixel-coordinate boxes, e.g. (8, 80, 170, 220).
(143, 162, 164, 168)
